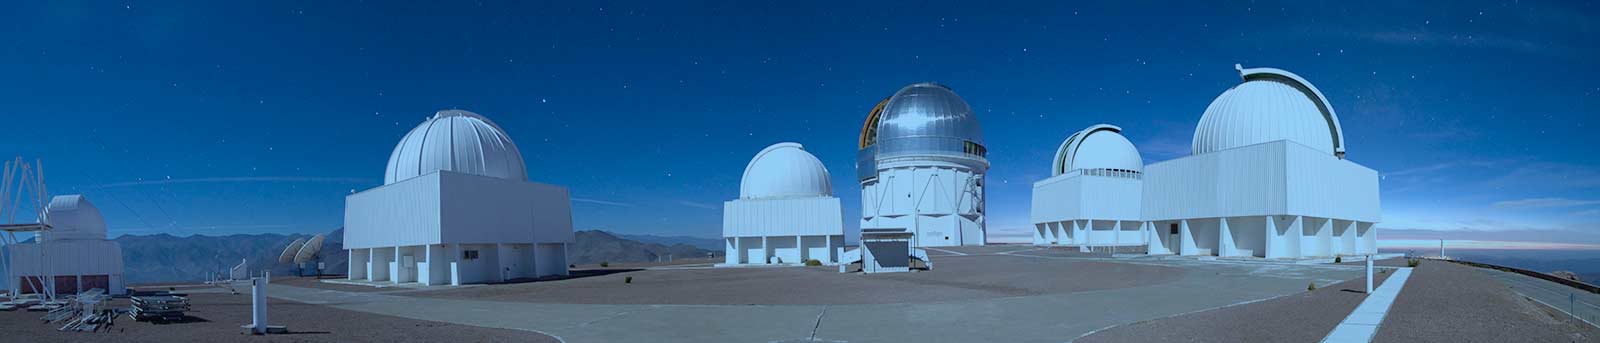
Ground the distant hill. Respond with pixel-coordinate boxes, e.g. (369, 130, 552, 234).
(3, 228, 721, 287)
(616, 232, 723, 251)
(570, 230, 720, 264)
(117, 228, 348, 284)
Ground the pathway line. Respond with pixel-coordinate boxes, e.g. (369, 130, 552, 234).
(1320, 268, 1413, 343)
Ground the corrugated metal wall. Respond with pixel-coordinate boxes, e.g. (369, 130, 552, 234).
(345, 173, 443, 249)
(723, 196, 843, 237)
(7, 240, 123, 276)
(440, 172, 573, 244)
(1143, 140, 1378, 222)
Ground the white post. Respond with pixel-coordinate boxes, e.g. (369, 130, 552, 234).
(251, 272, 269, 334)
(1365, 256, 1374, 294)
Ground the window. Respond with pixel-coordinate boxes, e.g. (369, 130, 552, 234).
(1169, 224, 1179, 235)
(463, 250, 480, 260)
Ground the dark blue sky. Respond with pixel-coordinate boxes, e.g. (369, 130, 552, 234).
(3, 1, 1597, 247)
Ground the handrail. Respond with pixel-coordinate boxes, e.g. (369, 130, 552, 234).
(1444, 259, 1600, 294)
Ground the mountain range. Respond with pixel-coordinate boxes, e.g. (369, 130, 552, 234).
(4, 228, 722, 287)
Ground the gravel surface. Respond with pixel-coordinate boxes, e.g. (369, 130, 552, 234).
(409, 251, 1183, 305)
(1373, 260, 1598, 343)
(1, 289, 559, 342)
(1076, 265, 1395, 343)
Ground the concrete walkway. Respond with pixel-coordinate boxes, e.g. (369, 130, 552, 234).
(266, 257, 1361, 343)
(1321, 268, 1413, 343)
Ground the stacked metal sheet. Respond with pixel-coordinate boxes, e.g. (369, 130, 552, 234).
(42, 289, 118, 332)
(130, 294, 190, 322)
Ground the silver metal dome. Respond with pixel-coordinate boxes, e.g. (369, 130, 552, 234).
(873, 83, 984, 160)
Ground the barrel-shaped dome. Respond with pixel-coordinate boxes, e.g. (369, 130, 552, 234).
(385, 110, 528, 185)
(42, 194, 107, 241)
(1053, 124, 1142, 176)
(1192, 66, 1346, 158)
(740, 143, 832, 199)
(867, 83, 986, 161)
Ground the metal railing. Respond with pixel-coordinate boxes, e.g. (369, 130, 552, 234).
(1062, 168, 1143, 180)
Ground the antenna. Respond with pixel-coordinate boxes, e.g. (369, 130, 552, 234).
(277, 238, 307, 265)
(293, 234, 325, 265)
(293, 234, 326, 277)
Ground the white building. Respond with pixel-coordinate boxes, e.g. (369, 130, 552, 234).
(345, 109, 573, 286)
(1030, 66, 1380, 259)
(1031, 125, 1145, 249)
(7, 195, 126, 295)
(722, 143, 845, 266)
(857, 83, 988, 247)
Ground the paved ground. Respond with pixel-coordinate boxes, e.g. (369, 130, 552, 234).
(0, 287, 559, 342)
(1478, 265, 1600, 329)
(268, 246, 1365, 342)
(1076, 263, 1396, 343)
(405, 247, 1182, 305)
(1372, 260, 1599, 343)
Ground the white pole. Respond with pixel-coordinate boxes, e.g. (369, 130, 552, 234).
(251, 272, 269, 334)
(1365, 255, 1374, 294)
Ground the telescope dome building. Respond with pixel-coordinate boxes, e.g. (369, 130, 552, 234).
(1030, 125, 1145, 248)
(345, 109, 573, 286)
(1029, 65, 1380, 259)
(6, 195, 126, 296)
(721, 143, 844, 266)
(857, 83, 989, 248)
(1143, 65, 1379, 258)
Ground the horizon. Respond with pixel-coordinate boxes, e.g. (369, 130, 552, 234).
(3, 2, 1599, 252)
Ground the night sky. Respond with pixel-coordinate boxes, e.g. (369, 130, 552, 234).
(3, 1, 1597, 248)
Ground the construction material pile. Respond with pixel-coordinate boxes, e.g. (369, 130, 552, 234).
(42, 289, 119, 332)
(130, 293, 190, 322)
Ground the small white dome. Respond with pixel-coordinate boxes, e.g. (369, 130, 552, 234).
(740, 143, 832, 199)
(1053, 125, 1142, 176)
(385, 110, 528, 185)
(42, 194, 107, 241)
(1192, 66, 1346, 157)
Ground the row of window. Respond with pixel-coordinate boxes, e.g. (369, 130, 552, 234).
(963, 141, 987, 157)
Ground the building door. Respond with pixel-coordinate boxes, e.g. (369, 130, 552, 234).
(1168, 223, 1180, 253)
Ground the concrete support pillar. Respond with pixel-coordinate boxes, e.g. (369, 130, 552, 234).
(1289, 216, 1304, 258)
(797, 235, 805, 262)
(825, 235, 834, 263)
(726, 238, 738, 265)
(1341, 220, 1358, 255)
(1179, 219, 1197, 256)
(449, 244, 461, 286)
(1265, 217, 1280, 259)
(391, 245, 401, 285)
(1113, 220, 1122, 248)
(761, 236, 770, 264)
(1086, 219, 1095, 246)
(1318, 218, 1334, 257)
(1069, 220, 1081, 245)
(495, 243, 508, 282)
(1218, 217, 1235, 257)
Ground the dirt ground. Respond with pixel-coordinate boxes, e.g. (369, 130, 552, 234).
(1373, 260, 1598, 343)
(1078, 262, 1397, 343)
(1, 287, 559, 342)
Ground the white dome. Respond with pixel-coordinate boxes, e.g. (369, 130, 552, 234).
(740, 143, 832, 199)
(385, 109, 528, 185)
(1192, 66, 1346, 157)
(42, 194, 107, 242)
(1053, 124, 1142, 176)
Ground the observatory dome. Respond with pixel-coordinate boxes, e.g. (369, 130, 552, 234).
(740, 143, 832, 199)
(385, 109, 528, 185)
(866, 83, 985, 161)
(41, 194, 107, 242)
(1192, 66, 1346, 157)
(1053, 125, 1142, 176)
